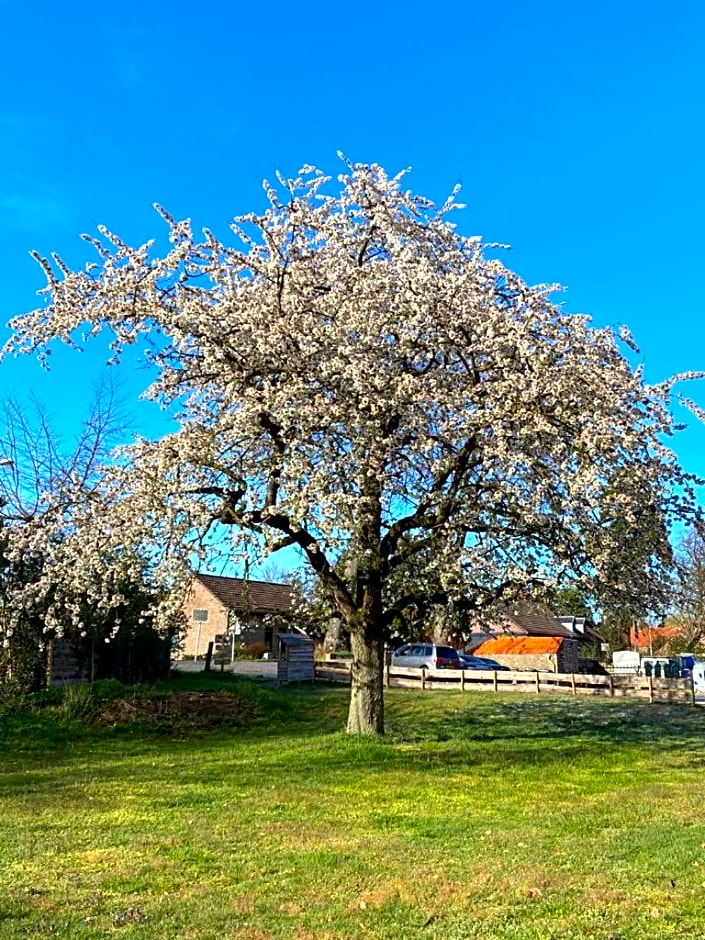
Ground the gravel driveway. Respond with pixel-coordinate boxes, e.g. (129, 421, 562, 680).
(173, 659, 278, 679)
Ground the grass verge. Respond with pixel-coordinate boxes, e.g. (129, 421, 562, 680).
(1, 676, 704, 938)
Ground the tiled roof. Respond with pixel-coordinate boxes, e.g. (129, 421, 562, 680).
(500, 602, 573, 638)
(195, 574, 297, 614)
(629, 625, 682, 650)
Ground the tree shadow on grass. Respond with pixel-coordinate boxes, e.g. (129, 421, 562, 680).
(2, 688, 705, 808)
(446, 695, 705, 745)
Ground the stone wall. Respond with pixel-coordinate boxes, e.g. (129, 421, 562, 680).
(489, 653, 557, 673)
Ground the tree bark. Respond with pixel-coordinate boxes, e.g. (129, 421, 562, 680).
(346, 626, 385, 734)
(345, 467, 385, 734)
(323, 615, 343, 653)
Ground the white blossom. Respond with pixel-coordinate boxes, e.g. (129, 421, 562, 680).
(2, 158, 703, 732)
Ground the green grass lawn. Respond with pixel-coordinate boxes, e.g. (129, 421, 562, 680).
(2, 675, 705, 939)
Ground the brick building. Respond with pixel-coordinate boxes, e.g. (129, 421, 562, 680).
(469, 602, 581, 673)
(181, 574, 299, 659)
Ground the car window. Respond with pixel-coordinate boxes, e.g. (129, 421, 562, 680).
(395, 646, 410, 657)
(421, 645, 433, 656)
(408, 645, 423, 656)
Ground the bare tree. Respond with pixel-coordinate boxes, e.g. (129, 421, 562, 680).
(0, 380, 126, 524)
(666, 526, 705, 650)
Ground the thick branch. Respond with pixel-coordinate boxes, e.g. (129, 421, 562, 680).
(381, 434, 479, 568)
(216, 500, 358, 623)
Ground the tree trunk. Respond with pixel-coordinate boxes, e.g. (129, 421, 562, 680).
(323, 615, 343, 653)
(345, 471, 385, 734)
(346, 627, 385, 734)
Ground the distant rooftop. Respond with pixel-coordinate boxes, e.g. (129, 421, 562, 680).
(500, 602, 573, 638)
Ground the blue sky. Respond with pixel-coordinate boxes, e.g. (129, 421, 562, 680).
(1, 0, 704, 483)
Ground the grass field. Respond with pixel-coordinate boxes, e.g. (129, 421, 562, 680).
(1, 674, 705, 939)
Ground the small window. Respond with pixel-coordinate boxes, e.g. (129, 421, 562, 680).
(192, 609, 209, 622)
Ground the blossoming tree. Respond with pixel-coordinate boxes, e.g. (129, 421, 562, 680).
(4, 159, 702, 732)
(0, 385, 152, 688)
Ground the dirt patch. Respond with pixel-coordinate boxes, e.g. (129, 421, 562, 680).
(94, 691, 257, 730)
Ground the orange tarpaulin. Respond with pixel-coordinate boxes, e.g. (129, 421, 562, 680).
(473, 636, 563, 655)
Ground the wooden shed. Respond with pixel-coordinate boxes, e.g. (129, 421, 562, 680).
(277, 634, 315, 684)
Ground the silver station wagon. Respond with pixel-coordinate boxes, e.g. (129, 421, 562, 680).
(390, 643, 463, 669)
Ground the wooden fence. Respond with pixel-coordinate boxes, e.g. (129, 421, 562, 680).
(314, 661, 696, 704)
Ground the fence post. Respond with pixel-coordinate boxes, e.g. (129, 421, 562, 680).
(421, 668, 427, 691)
(493, 671, 498, 693)
(385, 662, 391, 687)
(535, 671, 540, 694)
(571, 673, 577, 695)
(691, 672, 696, 706)
(461, 670, 465, 692)
(608, 673, 614, 698)
(648, 675, 654, 703)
